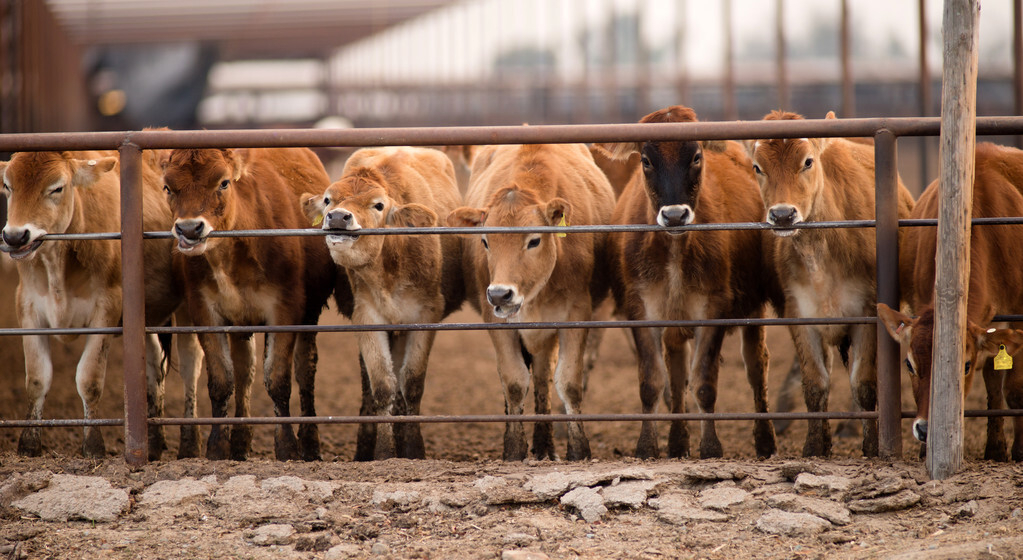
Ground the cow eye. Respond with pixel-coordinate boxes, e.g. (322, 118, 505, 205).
(803, 157, 814, 170)
(692, 152, 702, 165)
(373, 202, 384, 211)
(640, 155, 652, 170)
(481, 237, 489, 250)
(219, 179, 230, 190)
(752, 163, 763, 175)
(526, 237, 541, 250)
(163, 185, 171, 194)
(51, 186, 63, 195)
(904, 358, 916, 376)
(964, 361, 972, 376)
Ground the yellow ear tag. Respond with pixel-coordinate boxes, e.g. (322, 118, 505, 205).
(994, 344, 1013, 370)
(556, 215, 568, 238)
(312, 214, 323, 227)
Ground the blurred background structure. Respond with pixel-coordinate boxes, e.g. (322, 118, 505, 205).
(1, 0, 1022, 191)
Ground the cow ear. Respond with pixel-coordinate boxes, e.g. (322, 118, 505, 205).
(225, 149, 247, 181)
(975, 326, 1023, 359)
(388, 203, 437, 228)
(300, 193, 326, 226)
(742, 139, 757, 159)
(544, 197, 570, 226)
(0, 161, 8, 180)
(877, 303, 914, 346)
(700, 140, 729, 153)
(70, 156, 117, 188)
(446, 207, 487, 228)
(594, 142, 641, 162)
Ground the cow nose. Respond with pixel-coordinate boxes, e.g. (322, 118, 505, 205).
(659, 205, 692, 227)
(486, 285, 516, 306)
(326, 210, 353, 229)
(175, 220, 205, 241)
(912, 419, 928, 443)
(768, 205, 798, 227)
(2, 227, 29, 248)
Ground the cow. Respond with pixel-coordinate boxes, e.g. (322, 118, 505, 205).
(0, 149, 202, 460)
(300, 146, 464, 460)
(878, 141, 1023, 461)
(447, 143, 615, 461)
(747, 110, 915, 457)
(161, 146, 349, 461)
(598, 105, 784, 459)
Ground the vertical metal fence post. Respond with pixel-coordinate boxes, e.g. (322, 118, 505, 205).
(874, 129, 903, 459)
(119, 142, 147, 466)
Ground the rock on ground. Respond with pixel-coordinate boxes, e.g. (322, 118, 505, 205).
(11, 474, 129, 522)
(756, 509, 832, 536)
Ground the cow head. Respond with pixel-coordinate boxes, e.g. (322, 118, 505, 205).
(161, 148, 246, 256)
(301, 167, 437, 269)
(447, 186, 568, 320)
(877, 303, 1023, 443)
(1, 152, 117, 260)
(598, 105, 719, 233)
(746, 110, 832, 237)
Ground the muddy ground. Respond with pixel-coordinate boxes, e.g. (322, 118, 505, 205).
(1, 263, 1022, 559)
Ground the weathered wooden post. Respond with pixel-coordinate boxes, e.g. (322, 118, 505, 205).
(928, 0, 979, 479)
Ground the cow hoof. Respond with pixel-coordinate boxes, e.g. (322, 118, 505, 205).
(355, 423, 377, 462)
(148, 426, 167, 461)
(984, 442, 1009, 462)
(699, 439, 724, 459)
(667, 421, 689, 459)
(177, 426, 202, 459)
(636, 438, 661, 460)
(565, 438, 591, 462)
(532, 423, 555, 461)
(274, 425, 301, 461)
(753, 421, 777, 458)
(802, 442, 832, 458)
(298, 424, 321, 461)
(231, 425, 253, 461)
(206, 427, 232, 460)
(503, 437, 529, 462)
(18, 430, 43, 457)
(83, 429, 107, 459)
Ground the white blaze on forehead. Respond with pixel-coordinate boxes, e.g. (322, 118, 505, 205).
(754, 140, 760, 151)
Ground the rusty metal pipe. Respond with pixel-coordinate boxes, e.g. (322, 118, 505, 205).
(875, 129, 903, 459)
(119, 142, 147, 467)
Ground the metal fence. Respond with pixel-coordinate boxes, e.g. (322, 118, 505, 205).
(2, 115, 1023, 465)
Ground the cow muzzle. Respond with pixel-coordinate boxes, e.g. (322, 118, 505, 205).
(1, 226, 44, 260)
(766, 204, 802, 236)
(912, 418, 928, 443)
(657, 204, 694, 233)
(486, 284, 523, 319)
(325, 210, 361, 245)
(173, 218, 211, 255)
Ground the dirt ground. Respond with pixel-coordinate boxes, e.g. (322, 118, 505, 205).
(2, 261, 1023, 560)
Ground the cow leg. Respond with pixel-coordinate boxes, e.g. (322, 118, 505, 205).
(691, 326, 727, 459)
(145, 333, 168, 461)
(77, 333, 111, 458)
(358, 329, 398, 460)
(264, 331, 300, 461)
(663, 327, 690, 459)
(293, 331, 321, 461)
(982, 359, 1009, 462)
(397, 330, 436, 459)
(354, 354, 377, 461)
(491, 329, 532, 461)
(1005, 367, 1023, 461)
(772, 358, 803, 435)
(199, 331, 234, 460)
(742, 324, 776, 458)
(228, 333, 255, 460)
(19, 334, 53, 457)
(176, 331, 203, 459)
(791, 325, 833, 457)
(849, 324, 879, 457)
(632, 326, 667, 459)
(529, 335, 558, 461)
(556, 327, 590, 461)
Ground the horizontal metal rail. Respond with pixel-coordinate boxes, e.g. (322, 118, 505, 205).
(5, 408, 1023, 429)
(1, 116, 1023, 153)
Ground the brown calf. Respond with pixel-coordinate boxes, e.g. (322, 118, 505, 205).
(302, 146, 464, 460)
(879, 142, 1023, 461)
(601, 105, 784, 459)
(162, 147, 348, 461)
(747, 110, 914, 457)
(447, 143, 614, 461)
(0, 150, 202, 459)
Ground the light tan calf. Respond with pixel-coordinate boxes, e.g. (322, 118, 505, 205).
(747, 110, 914, 457)
(302, 146, 464, 460)
(447, 143, 614, 461)
(0, 150, 201, 459)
